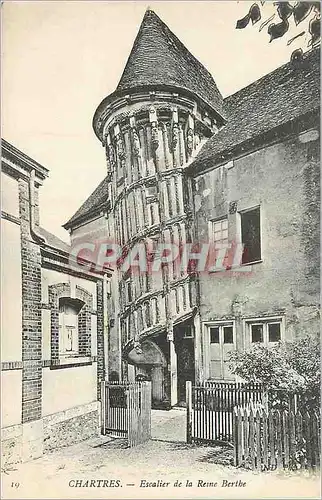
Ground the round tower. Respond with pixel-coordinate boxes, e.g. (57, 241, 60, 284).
(93, 9, 225, 407)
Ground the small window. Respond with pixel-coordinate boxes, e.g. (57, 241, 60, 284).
(183, 326, 194, 339)
(210, 327, 220, 343)
(223, 326, 234, 344)
(268, 323, 281, 342)
(241, 207, 261, 264)
(251, 324, 263, 343)
(248, 318, 283, 345)
(209, 324, 234, 344)
(210, 218, 228, 249)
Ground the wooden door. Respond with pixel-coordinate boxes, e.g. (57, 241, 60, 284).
(209, 324, 235, 380)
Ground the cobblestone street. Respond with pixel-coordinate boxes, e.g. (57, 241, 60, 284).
(2, 410, 320, 499)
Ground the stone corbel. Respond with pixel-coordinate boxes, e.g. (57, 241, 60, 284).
(149, 106, 159, 150)
(133, 319, 143, 354)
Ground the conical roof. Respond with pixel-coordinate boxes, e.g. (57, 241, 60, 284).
(117, 9, 224, 117)
(93, 9, 225, 139)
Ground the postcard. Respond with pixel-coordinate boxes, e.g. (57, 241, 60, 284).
(1, 1, 320, 499)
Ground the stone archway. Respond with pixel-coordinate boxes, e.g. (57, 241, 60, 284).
(127, 340, 168, 408)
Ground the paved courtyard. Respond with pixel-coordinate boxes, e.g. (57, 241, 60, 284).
(1, 410, 320, 499)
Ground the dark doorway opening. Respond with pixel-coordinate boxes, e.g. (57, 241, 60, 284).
(175, 321, 195, 406)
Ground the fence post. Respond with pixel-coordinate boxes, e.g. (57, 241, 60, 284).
(101, 380, 106, 435)
(233, 407, 238, 466)
(186, 381, 193, 444)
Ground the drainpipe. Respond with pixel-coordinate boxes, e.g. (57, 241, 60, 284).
(103, 273, 109, 380)
(29, 169, 46, 244)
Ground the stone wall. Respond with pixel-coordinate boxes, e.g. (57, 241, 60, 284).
(1, 425, 23, 467)
(43, 402, 100, 453)
(193, 128, 320, 378)
(195, 130, 320, 326)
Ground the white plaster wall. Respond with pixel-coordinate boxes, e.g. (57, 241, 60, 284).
(1, 220, 22, 361)
(1, 172, 19, 217)
(1, 371, 22, 427)
(42, 364, 97, 416)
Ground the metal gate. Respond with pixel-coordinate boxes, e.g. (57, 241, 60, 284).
(101, 381, 151, 447)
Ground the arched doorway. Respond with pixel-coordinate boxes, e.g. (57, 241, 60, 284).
(126, 340, 169, 409)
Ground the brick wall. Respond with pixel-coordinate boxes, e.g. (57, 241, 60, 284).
(19, 179, 43, 423)
(96, 280, 105, 399)
(76, 285, 92, 357)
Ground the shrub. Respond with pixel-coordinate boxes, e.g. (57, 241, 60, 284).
(228, 335, 320, 411)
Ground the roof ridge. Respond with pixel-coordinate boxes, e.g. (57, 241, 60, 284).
(189, 46, 320, 174)
(224, 46, 320, 103)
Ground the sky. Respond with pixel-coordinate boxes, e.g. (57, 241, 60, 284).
(2, 1, 315, 242)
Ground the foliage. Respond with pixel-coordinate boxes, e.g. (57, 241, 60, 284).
(283, 335, 320, 410)
(236, 2, 321, 60)
(229, 335, 320, 410)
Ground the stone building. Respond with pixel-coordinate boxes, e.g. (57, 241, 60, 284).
(186, 47, 320, 381)
(1, 139, 108, 464)
(64, 8, 227, 408)
(65, 9, 320, 408)
(3, 7, 316, 426)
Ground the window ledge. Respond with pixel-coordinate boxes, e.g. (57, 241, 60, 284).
(50, 356, 92, 370)
(241, 259, 263, 266)
(208, 260, 263, 274)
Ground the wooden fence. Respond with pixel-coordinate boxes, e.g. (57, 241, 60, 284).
(234, 404, 321, 471)
(101, 381, 151, 447)
(186, 381, 264, 444)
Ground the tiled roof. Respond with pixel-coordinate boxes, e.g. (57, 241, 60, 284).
(117, 9, 224, 117)
(94, 9, 224, 125)
(40, 227, 71, 253)
(63, 176, 109, 229)
(188, 47, 320, 174)
(73, 48, 320, 230)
